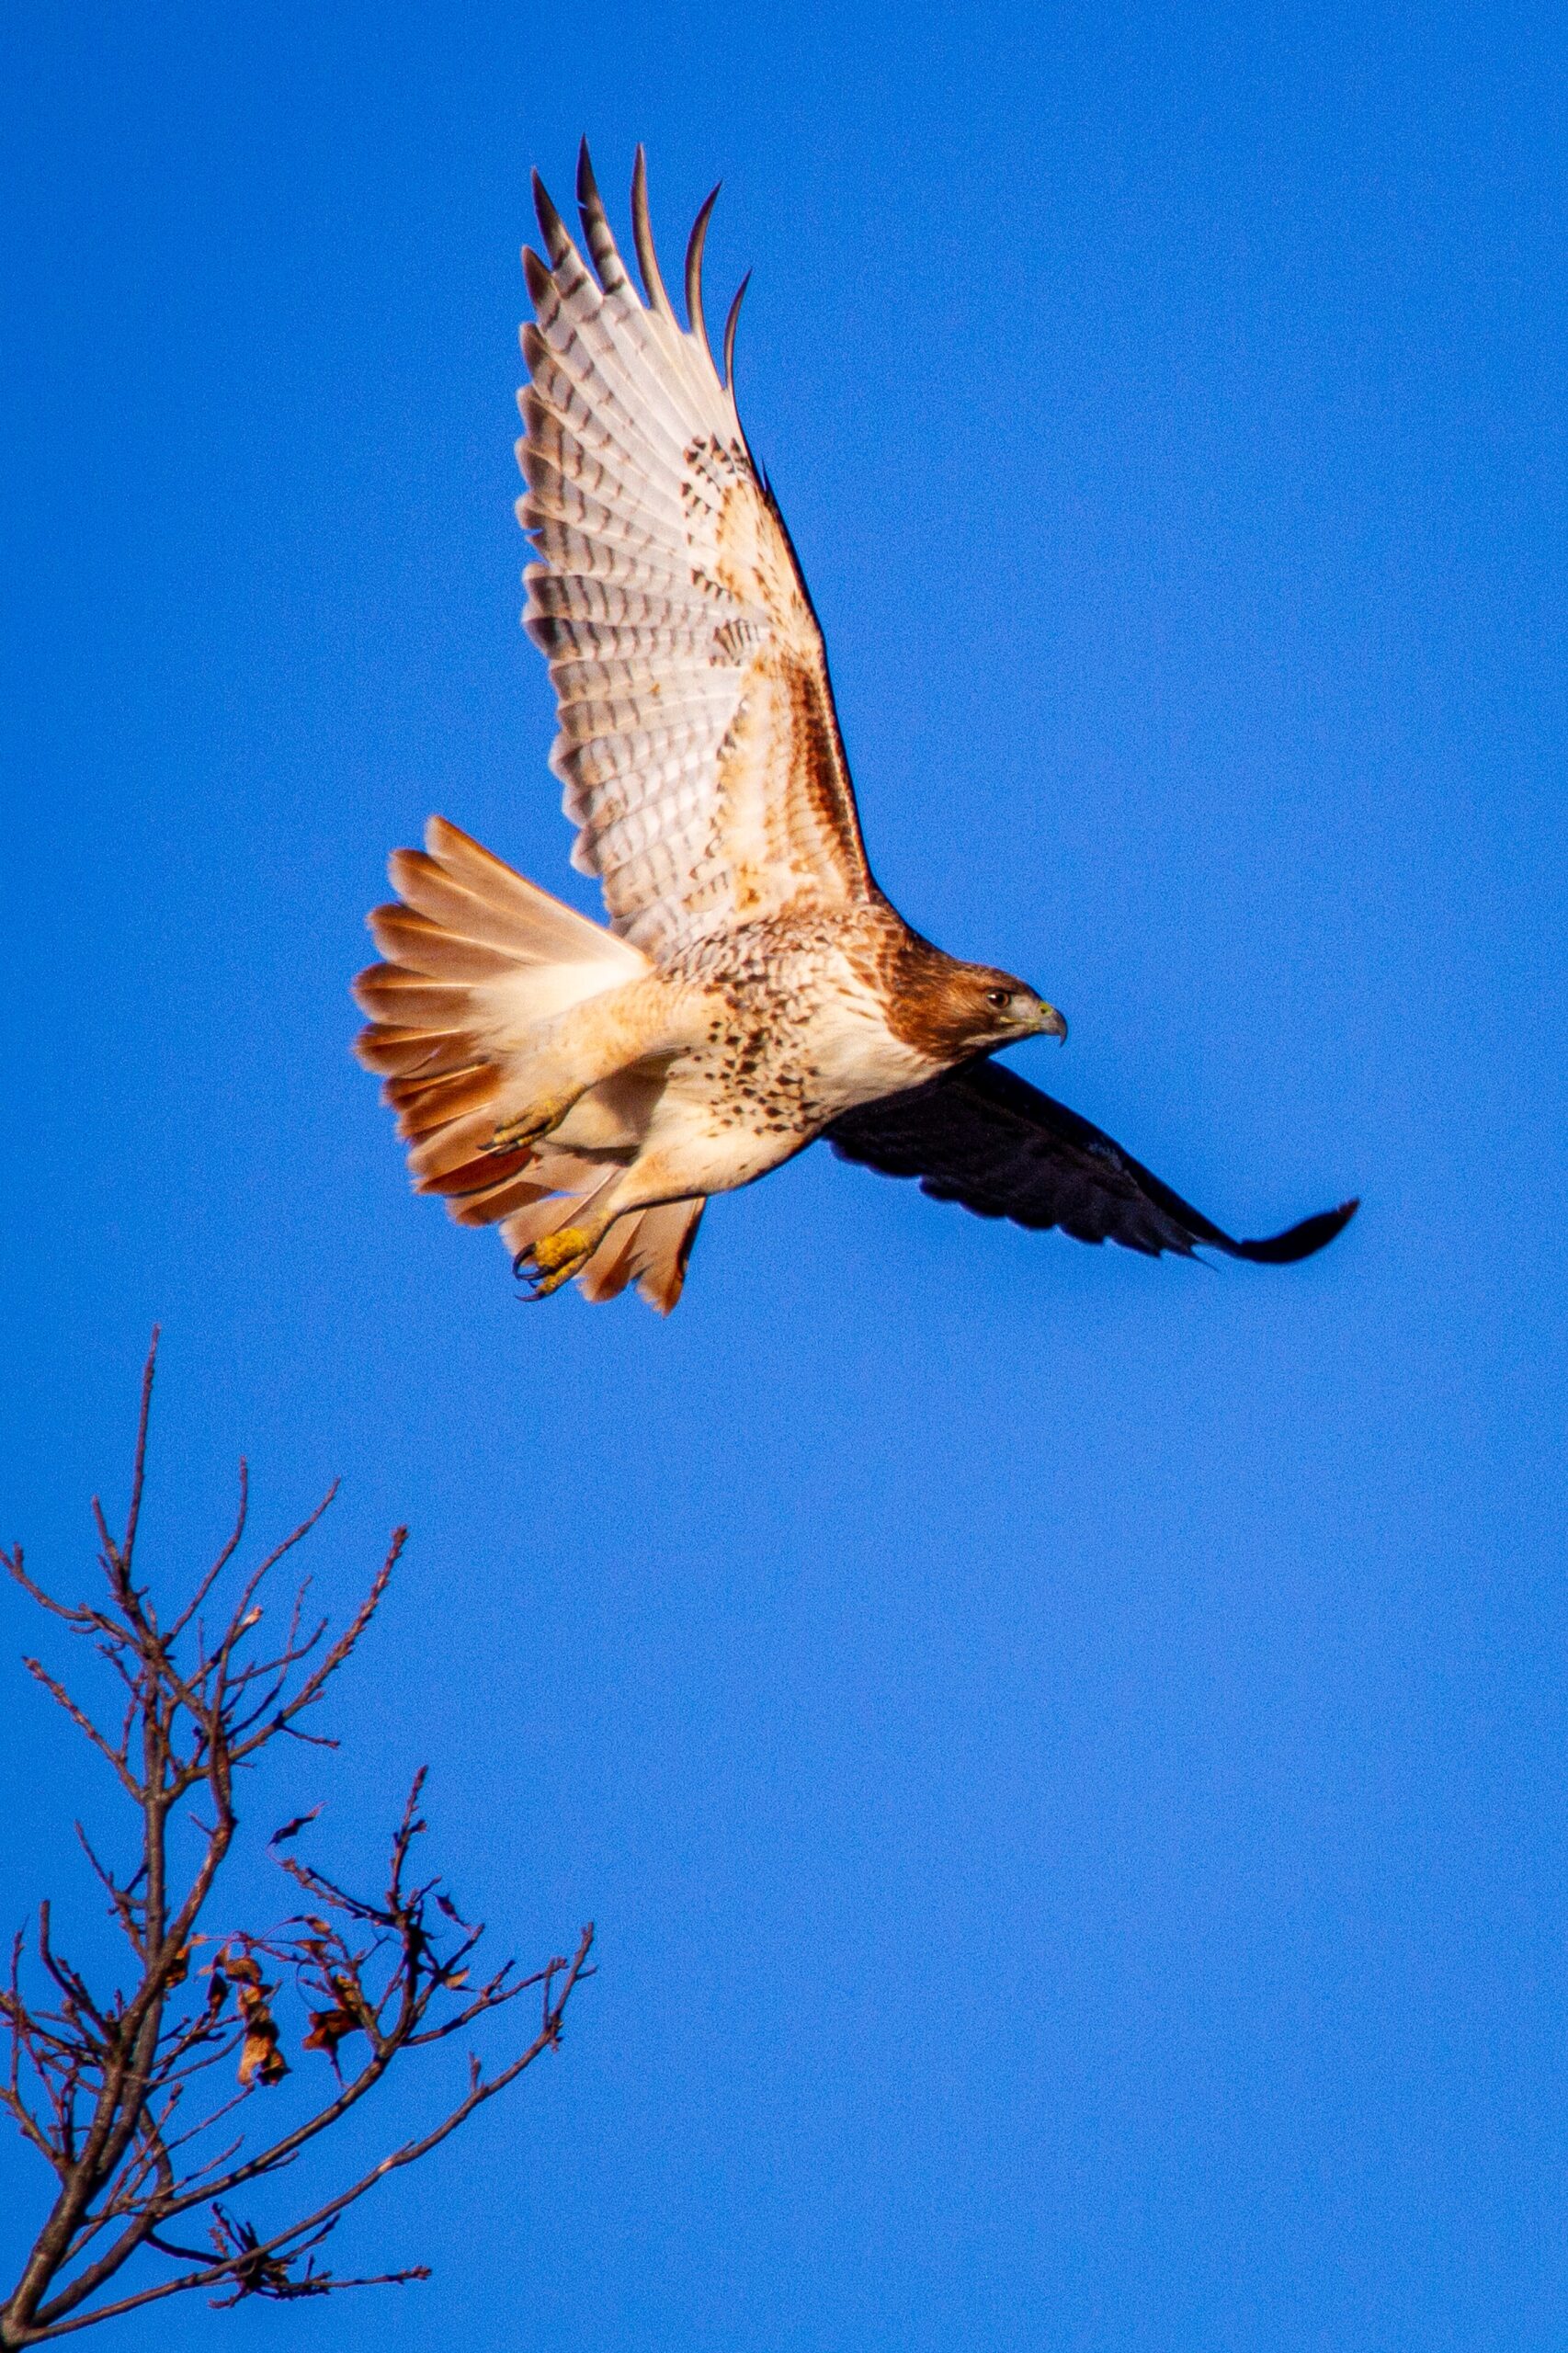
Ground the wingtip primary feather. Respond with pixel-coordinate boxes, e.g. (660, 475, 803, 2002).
(1229, 1196, 1360, 1265)
(630, 145, 676, 321)
(722, 269, 751, 391)
(531, 168, 572, 267)
(521, 244, 554, 312)
(685, 183, 722, 362)
(575, 137, 629, 293)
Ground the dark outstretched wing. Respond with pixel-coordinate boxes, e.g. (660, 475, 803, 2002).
(825, 1059, 1358, 1263)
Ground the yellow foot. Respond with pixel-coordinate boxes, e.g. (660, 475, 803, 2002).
(486, 1092, 581, 1154)
(513, 1223, 600, 1301)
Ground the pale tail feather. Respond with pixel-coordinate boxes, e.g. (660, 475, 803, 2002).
(356, 817, 687, 1302)
(576, 1196, 706, 1313)
(355, 815, 645, 1102)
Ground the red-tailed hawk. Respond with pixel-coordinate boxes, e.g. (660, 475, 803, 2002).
(355, 145, 1357, 1312)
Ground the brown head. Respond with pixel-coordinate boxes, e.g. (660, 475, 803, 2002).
(887, 933, 1068, 1066)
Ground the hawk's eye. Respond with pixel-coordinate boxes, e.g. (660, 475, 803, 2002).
(985, 988, 1014, 1013)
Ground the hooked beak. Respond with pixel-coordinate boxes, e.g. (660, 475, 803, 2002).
(1036, 1002, 1068, 1043)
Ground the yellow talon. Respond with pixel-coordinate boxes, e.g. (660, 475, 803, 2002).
(487, 1092, 580, 1154)
(533, 1225, 591, 1275)
(515, 1223, 599, 1300)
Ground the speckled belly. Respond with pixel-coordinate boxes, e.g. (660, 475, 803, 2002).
(648, 935, 941, 1198)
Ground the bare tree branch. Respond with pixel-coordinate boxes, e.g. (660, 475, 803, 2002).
(0, 1336, 594, 2347)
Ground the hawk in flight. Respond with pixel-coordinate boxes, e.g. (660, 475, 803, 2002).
(356, 146, 1357, 1312)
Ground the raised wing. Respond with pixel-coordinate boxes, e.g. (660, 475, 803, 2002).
(826, 1059, 1359, 1263)
(517, 143, 872, 961)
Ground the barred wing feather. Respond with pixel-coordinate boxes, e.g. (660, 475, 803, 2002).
(518, 144, 871, 961)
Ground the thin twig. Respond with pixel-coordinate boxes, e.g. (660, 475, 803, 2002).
(0, 1339, 592, 2349)
(24, 1927, 595, 2339)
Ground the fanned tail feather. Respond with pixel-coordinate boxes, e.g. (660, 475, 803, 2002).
(576, 1197, 706, 1312)
(355, 816, 703, 1307)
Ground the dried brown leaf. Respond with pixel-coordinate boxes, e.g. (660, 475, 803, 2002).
(301, 2006, 359, 2062)
(237, 2023, 288, 2089)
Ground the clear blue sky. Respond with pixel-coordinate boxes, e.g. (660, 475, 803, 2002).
(3, 5, 1565, 2348)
